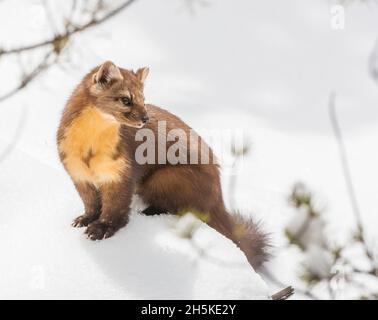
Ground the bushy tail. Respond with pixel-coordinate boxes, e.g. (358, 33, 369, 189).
(207, 209, 270, 270)
(229, 212, 270, 270)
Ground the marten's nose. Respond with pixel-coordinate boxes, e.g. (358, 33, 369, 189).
(142, 115, 149, 124)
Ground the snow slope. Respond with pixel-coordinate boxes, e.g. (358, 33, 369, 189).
(0, 141, 269, 299)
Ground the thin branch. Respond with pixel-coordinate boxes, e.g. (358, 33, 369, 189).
(0, 51, 55, 103)
(262, 268, 318, 300)
(271, 286, 294, 300)
(229, 138, 250, 209)
(328, 92, 374, 262)
(351, 267, 377, 277)
(0, 0, 138, 104)
(0, 0, 138, 56)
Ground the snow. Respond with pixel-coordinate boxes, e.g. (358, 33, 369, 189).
(1, 0, 378, 299)
(0, 143, 269, 299)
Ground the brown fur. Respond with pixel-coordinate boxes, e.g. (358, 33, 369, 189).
(57, 61, 269, 269)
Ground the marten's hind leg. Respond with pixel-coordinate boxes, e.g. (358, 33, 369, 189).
(137, 166, 222, 216)
(137, 166, 269, 269)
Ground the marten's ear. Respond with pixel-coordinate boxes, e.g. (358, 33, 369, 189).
(92, 61, 123, 88)
(135, 67, 149, 85)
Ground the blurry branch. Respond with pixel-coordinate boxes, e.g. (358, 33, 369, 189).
(0, 0, 138, 104)
(286, 184, 340, 298)
(229, 138, 251, 210)
(0, 51, 56, 103)
(329, 93, 375, 266)
(286, 182, 378, 299)
(277, 93, 378, 299)
(329, 92, 362, 227)
(258, 93, 378, 300)
(262, 268, 317, 300)
(0, 0, 137, 56)
(271, 286, 294, 300)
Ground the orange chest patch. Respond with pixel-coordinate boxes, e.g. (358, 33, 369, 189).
(59, 106, 126, 186)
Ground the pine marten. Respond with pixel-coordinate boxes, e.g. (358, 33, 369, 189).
(57, 61, 269, 270)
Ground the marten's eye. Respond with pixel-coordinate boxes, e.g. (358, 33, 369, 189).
(120, 97, 132, 106)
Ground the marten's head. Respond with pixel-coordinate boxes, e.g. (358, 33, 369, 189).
(87, 61, 149, 128)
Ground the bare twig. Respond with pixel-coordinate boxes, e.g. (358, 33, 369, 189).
(0, 0, 137, 56)
(271, 286, 294, 300)
(262, 268, 318, 300)
(229, 139, 250, 209)
(0, 51, 56, 102)
(0, 0, 138, 104)
(328, 92, 374, 262)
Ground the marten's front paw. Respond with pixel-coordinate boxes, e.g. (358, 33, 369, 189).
(72, 214, 97, 228)
(85, 220, 117, 240)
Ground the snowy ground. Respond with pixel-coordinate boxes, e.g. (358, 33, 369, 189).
(0, 142, 269, 299)
(1, 0, 378, 299)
